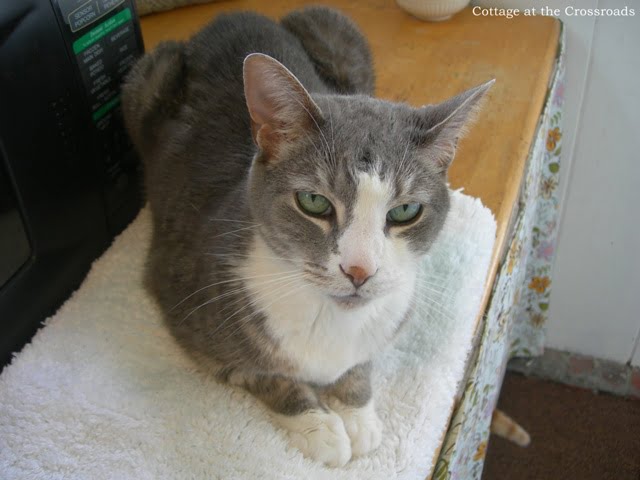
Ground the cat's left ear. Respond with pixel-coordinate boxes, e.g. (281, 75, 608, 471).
(243, 53, 323, 162)
(414, 79, 495, 173)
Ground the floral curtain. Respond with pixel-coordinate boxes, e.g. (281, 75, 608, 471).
(433, 23, 566, 479)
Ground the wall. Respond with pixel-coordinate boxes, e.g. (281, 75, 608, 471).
(476, 0, 640, 365)
(547, 0, 640, 364)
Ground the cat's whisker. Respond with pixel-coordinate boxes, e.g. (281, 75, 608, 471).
(212, 224, 262, 238)
(405, 271, 452, 284)
(415, 284, 453, 295)
(303, 269, 332, 282)
(424, 246, 471, 263)
(414, 278, 454, 291)
(303, 131, 324, 158)
(395, 277, 450, 295)
(413, 297, 458, 323)
(206, 252, 327, 271)
(216, 271, 307, 315)
(288, 93, 335, 166)
(179, 273, 307, 328)
(220, 282, 311, 347)
(421, 250, 459, 263)
(411, 282, 457, 305)
(305, 262, 327, 272)
(214, 273, 307, 317)
(170, 269, 301, 311)
(327, 101, 337, 168)
(414, 296, 453, 317)
(208, 218, 260, 225)
(398, 138, 411, 175)
(213, 276, 310, 340)
(416, 272, 457, 284)
(236, 274, 308, 314)
(197, 272, 306, 315)
(219, 284, 310, 344)
(220, 233, 244, 240)
(413, 291, 455, 309)
(404, 296, 455, 325)
(396, 283, 458, 321)
(206, 252, 295, 263)
(178, 272, 306, 324)
(419, 262, 451, 273)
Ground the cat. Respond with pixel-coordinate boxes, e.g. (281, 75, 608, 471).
(122, 6, 492, 467)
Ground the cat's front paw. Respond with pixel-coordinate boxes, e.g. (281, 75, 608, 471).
(274, 409, 352, 467)
(330, 400, 383, 457)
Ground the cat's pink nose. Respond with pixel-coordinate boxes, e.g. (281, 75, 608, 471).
(340, 264, 375, 287)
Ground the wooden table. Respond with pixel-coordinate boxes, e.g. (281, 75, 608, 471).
(140, 3, 561, 476)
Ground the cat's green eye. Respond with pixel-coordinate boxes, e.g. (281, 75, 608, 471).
(296, 192, 332, 216)
(387, 203, 421, 224)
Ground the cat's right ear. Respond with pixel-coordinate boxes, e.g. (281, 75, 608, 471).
(413, 79, 494, 174)
(243, 53, 323, 162)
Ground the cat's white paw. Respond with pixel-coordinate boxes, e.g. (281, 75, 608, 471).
(274, 409, 352, 467)
(330, 399, 383, 457)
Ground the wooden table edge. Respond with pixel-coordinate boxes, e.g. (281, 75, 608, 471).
(426, 17, 561, 478)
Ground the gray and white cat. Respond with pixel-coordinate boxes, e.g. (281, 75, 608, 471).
(122, 6, 491, 467)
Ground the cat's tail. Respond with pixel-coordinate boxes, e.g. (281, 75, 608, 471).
(281, 6, 375, 95)
(121, 40, 186, 155)
(490, 409, 531, 447)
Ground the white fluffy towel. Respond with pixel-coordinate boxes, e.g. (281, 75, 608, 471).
(0, 190, 495, 480)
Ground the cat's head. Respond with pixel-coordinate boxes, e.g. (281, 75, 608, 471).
(243, 53, 492, 308)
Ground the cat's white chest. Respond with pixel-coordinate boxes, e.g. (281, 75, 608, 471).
(262, 286, 406, 385)
(240, 239, 412, 385)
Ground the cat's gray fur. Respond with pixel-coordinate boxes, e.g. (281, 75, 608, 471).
(122, 7, 377, 376)
(280, 8, 374, 94)
(122, 6, 491, 466)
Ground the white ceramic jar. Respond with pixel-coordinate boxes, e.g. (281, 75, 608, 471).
(396, 0, 471, 21)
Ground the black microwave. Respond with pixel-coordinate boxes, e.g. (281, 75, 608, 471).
(0, 0, 145, 367)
